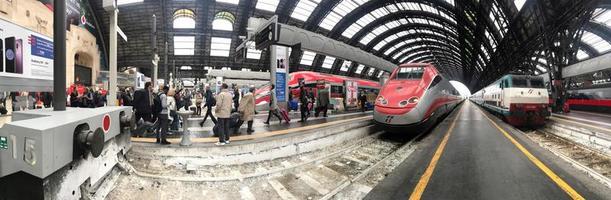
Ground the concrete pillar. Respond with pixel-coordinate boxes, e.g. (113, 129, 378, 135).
(107, 8, 118, 106)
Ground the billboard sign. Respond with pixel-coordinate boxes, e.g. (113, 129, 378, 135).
(344, 80, 358, 107)
(0, 19, 53, 80)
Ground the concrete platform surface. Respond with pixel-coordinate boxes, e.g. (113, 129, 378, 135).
(365, 101, 611, 200)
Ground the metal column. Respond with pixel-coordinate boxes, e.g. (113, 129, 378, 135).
(53, 0, 66, 111)
(107, 8, 118, 106)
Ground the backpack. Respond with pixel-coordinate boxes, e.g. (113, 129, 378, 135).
(153, 94, 162, 114)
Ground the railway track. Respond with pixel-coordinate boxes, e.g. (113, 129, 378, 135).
(98, 123, 422, 200)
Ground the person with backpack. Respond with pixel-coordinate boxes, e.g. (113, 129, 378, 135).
(199, 85, 217, 126)
(133, 82, 154, 124)
(298, 82, 309, 122)
(236, 87, 256, 134)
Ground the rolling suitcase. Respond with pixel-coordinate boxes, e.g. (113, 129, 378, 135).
(279, 108, 290, 123)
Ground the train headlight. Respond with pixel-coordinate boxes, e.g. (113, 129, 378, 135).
(377, 96, 388, 105)
(399, 100, 409, 107)
(408, 97, 420, 104)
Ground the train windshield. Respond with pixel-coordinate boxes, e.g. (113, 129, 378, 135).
(512, 76, 528, 87)
(530, 78, 545, 88)
(394, 67, 424, 80)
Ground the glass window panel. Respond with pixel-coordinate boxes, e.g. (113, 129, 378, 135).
(367, 67, 375, 76)
(340, 60, 352, 71)
(173, 17, 196, 29)
(212, 19, 233, 31)
(300, 51, 316, 66)
(373, 41, 387, 51)
(377, 70, 384, 78)
(174, 36, 195, 55)
(593, 9, 611, 26)
(256, 0, 279, 12)
(180, 66, 192, 70)
(322, 56, 336, 69)
(319, 0, 370, 30)
(216, 0, 239, 5)
(355, 64, 365, 74)
(210, 37, 232, 57)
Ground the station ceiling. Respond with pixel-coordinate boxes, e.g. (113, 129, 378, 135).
(89, 0, 611, 90)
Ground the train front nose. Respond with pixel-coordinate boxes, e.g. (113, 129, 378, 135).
(374, 106, 422, 125)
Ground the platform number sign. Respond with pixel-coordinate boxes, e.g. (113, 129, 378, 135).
(0, 136, 7, 150)
(255, 22, 280, 50)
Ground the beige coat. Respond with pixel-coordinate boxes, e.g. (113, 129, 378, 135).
(215, 89, 233, 118)
(238, 92, 255, 121)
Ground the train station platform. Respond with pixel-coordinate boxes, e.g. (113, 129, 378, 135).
(131, 110, 373, 144)
(365, 101, 611, 200)
(551, 111, 611, 135)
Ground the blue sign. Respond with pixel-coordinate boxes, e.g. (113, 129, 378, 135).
(30, 35, 54, 59)
(275, 72, 286, 102)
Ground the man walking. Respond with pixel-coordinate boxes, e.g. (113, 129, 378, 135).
(359, 90, 368, 112)
(215, 83, 233, 145)
(298, 82, 309, 122)
(200, 85, 217, 126)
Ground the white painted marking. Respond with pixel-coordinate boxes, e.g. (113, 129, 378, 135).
(268, 179, 298, 200)
(296, 173, 330, 195)
(240, 187, 257, 200)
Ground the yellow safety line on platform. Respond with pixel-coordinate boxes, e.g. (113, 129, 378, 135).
(131, 115, 372, 143)
(551, 115, 611, 133)
(477, 107, 585, 200)
(408, 103, 464, 200)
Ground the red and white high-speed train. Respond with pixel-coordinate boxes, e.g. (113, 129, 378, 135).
(374, 63, 463, 132)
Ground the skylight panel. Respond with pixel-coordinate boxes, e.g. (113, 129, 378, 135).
(300, 51, 316, 66)
(321, 56, 336, 69)
(291, 0, 320, 21)
(216, 0, 239, 5)
(210, 37, 232, 57)
(377, 70, 384, 78)
(319, 0, 370, 30)
(342, 24, 361, 38)
(514, 0, 527, 12)
(256, 0, 279, 12)
(582, 31, 611, 53)
(367, 67, 375, 76)
(535, 64, 547, 73)
(340, 61, 352, 71)
(174, 36, 195, 55)
(576, 49, 589, 60)
(117, 0, 143, 6)
(373, 41, 387, 51)
(355, 64, 365, 74)
(384, 46, 396, 56)
(593, 9, 611, 26)
(445, 0, 454, 6)
(359, 33, 376, 45)
(180, 66, 192, 70)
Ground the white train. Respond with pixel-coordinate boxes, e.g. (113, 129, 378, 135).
(470, 74, 550, 126)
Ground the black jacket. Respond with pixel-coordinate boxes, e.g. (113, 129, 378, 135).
(133, 89, 152, 114)
(204, 90, 215, 107)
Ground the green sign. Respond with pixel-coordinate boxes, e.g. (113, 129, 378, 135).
(0, 136, 7, 150)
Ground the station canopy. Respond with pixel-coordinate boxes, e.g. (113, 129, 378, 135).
(91, 0, 611, 90)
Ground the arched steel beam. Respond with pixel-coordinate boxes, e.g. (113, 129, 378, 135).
(585, 21, 611, 43)
(386, 40, 461, 61)
(413, 56, 462, 68)
(376, 31, 460, 55)
(328, 0, 459, 38)
(398, 46, 462, 63)
(577, 40, 599, 57)
(366, 23, 458, 51)
(348, 10, 458, 46)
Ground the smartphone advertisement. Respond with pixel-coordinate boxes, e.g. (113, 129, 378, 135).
(0, 19, 53, 80)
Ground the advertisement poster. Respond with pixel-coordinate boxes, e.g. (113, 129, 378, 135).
(344, 80, 358, 107)
(0, 19, 54, 80)
(275, 46, 288, 102)
(37, 0, 98, 33)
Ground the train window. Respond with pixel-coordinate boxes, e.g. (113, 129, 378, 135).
(429, 76, 442, 88)
(529, 78, 545, 88)
(394, 67, 424, 80)
(512, 76, 528, 87)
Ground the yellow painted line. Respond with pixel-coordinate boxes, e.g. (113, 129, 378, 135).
(551, 115, 611, 132)
(409, 103, 464, 200)
(476, 107, 585, 200)
(131, 115, 372, 143)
